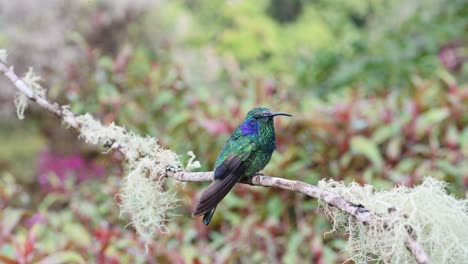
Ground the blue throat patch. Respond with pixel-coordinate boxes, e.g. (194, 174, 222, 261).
(240, 119, 259, 136)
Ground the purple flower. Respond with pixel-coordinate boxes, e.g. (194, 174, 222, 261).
(37, 149, 106, 190)
(24, 213, 46, 228)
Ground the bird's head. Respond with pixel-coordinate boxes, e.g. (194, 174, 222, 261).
(246, 107, 292, 120)
(240, 107, 291, 136)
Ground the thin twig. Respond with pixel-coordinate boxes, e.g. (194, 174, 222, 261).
(0, 60, 431, 264)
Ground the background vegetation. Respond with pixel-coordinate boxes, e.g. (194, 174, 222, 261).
(0, 0, 466, 263)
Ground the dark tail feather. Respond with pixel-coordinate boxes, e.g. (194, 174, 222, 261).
(202, 208, 216, 225)
(192, 172, 239, 217)
(192, 154, 245, 225)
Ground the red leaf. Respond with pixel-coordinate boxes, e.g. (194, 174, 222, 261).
(24, 229, 36, 258)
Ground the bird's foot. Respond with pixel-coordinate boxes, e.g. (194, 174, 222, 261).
(239, 173, 264, 185)
(239, 176, 254, 185)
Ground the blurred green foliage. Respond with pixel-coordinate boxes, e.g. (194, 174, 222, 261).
(184, 0, 467, 95)
(0, 0, 467, 263)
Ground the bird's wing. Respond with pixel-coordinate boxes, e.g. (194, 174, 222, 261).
(192, 142, 255, 217)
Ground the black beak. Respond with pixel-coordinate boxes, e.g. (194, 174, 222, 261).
(264, 111, 292, 117)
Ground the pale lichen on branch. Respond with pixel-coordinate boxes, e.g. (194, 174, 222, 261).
(0, 49, 185, 243)
(14, 67, 46, 119)
(0, 49, 6, 63)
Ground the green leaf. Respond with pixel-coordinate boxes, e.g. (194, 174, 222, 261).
(351, 136, 383, 169)
(445, 124, 459, 145)
(282, 232, 303, 263)
(435, 160, 461, 177)
(181, 245, 197, 262)
(1, 208, 24, 236)
(151, 90, 174, 109)
(339, 153, 352, 169)
(415, 108, 449, 134)
(460, 127, 468, 156)
(98, 56, 113, 69)
(63, 223, 92, 247)
(209, 232, 225, 250)
(372, 179, 393, 189)
(386, 137, 402, 161)
(36, 251, 85, 264)
(323, 245, 338, 263)
(39, 193, 69, 211)
(222, 210, 242, 226)
(223, 192, 247, 208)
(97, 83, 120, 102)
(267, 196, 285, 219)
(372, 124, 399, 144)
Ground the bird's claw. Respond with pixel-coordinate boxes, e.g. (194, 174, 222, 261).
(239, 176, 254, 185)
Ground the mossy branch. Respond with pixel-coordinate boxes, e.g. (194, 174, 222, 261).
(0, 52, 432, 264)
(170, 171, 433, 263)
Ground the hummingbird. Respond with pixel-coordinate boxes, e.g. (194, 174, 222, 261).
(192, 107, 291, 225)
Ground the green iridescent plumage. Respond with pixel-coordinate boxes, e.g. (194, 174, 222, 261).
(193, 107, 291, 225)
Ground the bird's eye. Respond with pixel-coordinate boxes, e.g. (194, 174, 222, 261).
(254, 115, 261, 119)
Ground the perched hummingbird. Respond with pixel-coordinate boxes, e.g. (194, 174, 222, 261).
(193, 107, 291, 225)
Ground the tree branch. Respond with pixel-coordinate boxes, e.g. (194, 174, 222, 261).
(170, 170, 433, 263)
(0, 63, 80, 129)
(0, 59, 431, 264)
